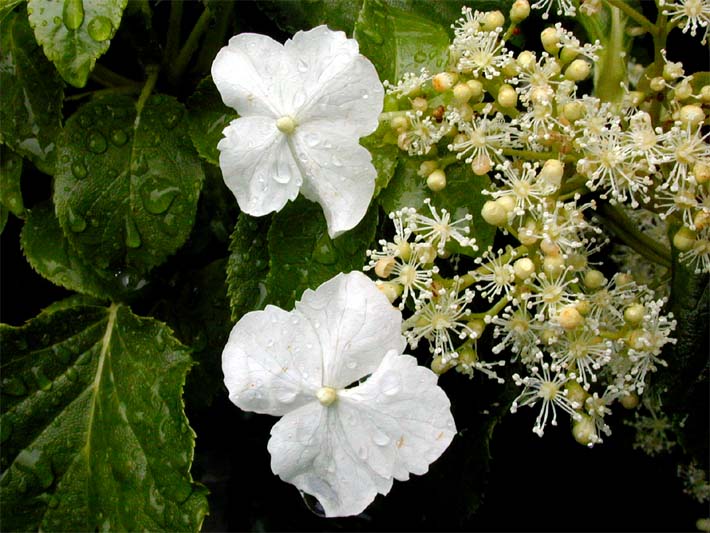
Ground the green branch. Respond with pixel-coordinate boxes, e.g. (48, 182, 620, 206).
(603, 0, 658, 36)
(167, 7, 212, 85)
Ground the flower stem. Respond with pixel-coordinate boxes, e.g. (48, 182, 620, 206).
(603, 0, 658, 36)
(163, 1, 183, 65)
(168, 6, 211, 84)
(472, 295, 511, 320)
(66, 85, 141, 102)
(596, 202, 672, 268)
(136, 66, 160, 115)
(91, 64, 140, 88)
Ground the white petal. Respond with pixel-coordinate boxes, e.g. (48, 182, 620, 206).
(211, 33, 300, 117)
(285, 26, 384, 137)
(339, 350, 456, 481)
(222, 305, 323, 416)
(268, 401, 390, 518)
(293, 128, 376, 238)
(218, 116, 301, 216)
(294, 272, 405, 389)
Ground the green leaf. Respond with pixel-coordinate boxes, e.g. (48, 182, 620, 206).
(27, 0, 127, 88)
(0, 0, 23, 24)
(0, 203, 7, 234)
(264, 197, 378, 309)
(0, 145, 24, 218)
(186, 77, 237, 167)
(20, 201, 120, 300)
(0, 11, 64, 174)
(354, 0, 451, 83)
(0, 304, 208, 532)
(257, 0, 362, 35)
(54, 94, 204, 278)
(378, 160, 495, 256)
(226, 213, 271, 322)
(361, 135, 400, 198)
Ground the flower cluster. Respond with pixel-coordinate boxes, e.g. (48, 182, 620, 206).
(367, 1, 705, 445)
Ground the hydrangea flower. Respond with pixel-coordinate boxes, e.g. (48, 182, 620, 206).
(222, 271, 456, 517)
(212, 26, 384, 238)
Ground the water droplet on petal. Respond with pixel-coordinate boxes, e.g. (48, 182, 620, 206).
(380, 371, 401, 396)
(275, 389, 298, 404)
(297, 59, 308, 73)
(87, 16, 112, 42)
(373, 430, 390, 447)
(71, 161, 88, 179)
(303, 131, 320, 147)
(62, 0, 84, 30)
(345, 360, 357, 370)
(88, 131, 107, 154)
(125, 216, 142, 248)
(331, 155, 342, 167)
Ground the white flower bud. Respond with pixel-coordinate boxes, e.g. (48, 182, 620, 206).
(432, 72, 456, 92)
(427, 169, 447, 192)
(481, 200, 508, 226)
(513, 257, 535, 280)
(565, 59, 591, 81)
(572, 415, 597, 447)
(674, 80, 694, 101)
(694, 161, 710, 184)
(497, 84, 517, 108)
(510, 0, 531, 23)
(374, 256, 396, 278)
(431, 355, 454, 375)
(518, 219, 538, 245)
(496, 195, 516, 214)
(694, 210, 710, 231)
(466, 79, 484, 99)
(456, 102, 474, 121)
(575, 299, 590, 316)
(558, 306, 584, 330)
(453, 82, 473, 103)
(673, 226, 696, 251)
(390, 115, 408, 132)
(466, 318, 486, 339)
(276, 115, 296, 134)
(624, 303, 645, 325)
(481, 10, 505, 31)
(416, 243, 437, 264)
(543, 255, 565, 276)
(583, 269, 606, 289)
(397, 131, 412, 151)
(540, 27, 560, 55)
(540, 239, 560, 256)
(517, 51, 537, 70)
(619, 393, 640, 409)
(418, 160, 439, 177)
(471, 154, 492, 175)
(566, 380, 589, 406)
(376, 281, 402, 303)
(316, 386, 337, 406)
(411, 96, 428, 112)
(395, 239, 412, 261)
(679, 104, 705, 127)
(539, 159, 564, 189)
(701, 85, 710, 103)
(663, 59, 684, 81)
(559, 46, 578, 65)
(562, 101, 585, 122)
(649, 76, 666, 92)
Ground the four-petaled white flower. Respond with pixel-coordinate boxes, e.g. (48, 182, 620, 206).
(222, 271, 456, 517)
(212, 26, 384, 238)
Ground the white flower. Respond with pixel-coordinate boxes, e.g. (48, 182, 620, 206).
(222, 271, 456, 517)
(212, 26, 384, 238)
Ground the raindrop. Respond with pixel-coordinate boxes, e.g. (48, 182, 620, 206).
(357, 446, 368, 459)
(125, 216, 142, 248)
(32, 367, 52, 392)
(0, 419, 12, 443)
(52, 345, 72, 364)
(2, 377, 28, 396)
(331, 155, 342, 167)
(275, 389, 298, 404)
(297, 59, 308, 73)
(373, 430, 390, 447)
(87, 16, 112, 42)
(110, 130, 128, 146)
(304, 131, 320, 147)
(88, 131, 107, 154)
(15, 449, 54, 489)
(380, 371, 401, 396)
(140, 180, 180, 214)
(345, 360, 357, 370)
(62, 0, 84, 30)
(300, 491, 327, 517)
(132, 156, 148, 175)
(71, 161, 88, 179)
(53, 16, 61, 25)
(48, 495, 60, 509)
(65, 367, 79, 382)
(67, 207, 87, 233)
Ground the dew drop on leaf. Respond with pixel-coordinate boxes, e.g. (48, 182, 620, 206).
(65, 367, 79, 382)
(110, 129, 128, 146)
(31, 367, 52, 392)
(125, 216, 142, 248)
(140, 180, 180, 215)
(86, 16, 113, 42)
(62, 0, 84, 30)
(71, 160, 88, 179)
(67, 207, 87, 233)
(88, 131, 107, 154)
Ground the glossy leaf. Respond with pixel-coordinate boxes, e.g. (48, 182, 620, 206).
(0, 0, 24, 23)
(378, 160, 495, 256)
(226, 213, 271, 322)
(264, 197, 378, 309)
(0, 11, 64, 174)
(27, 0, 127, 88)
(258, 0, 362, 34)
(361, 135, 400, 198)
(54, 94, 204, 279)
(186, 77, 237, 167)
(354, 0, 450, 84)
(0, 303, 208, 532)
(20, 202, 119, 300)
(0, 145, 25, 219)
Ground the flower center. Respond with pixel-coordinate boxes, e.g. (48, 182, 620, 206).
(316, 386, 337, 406)
(276, 115, 296, 134)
